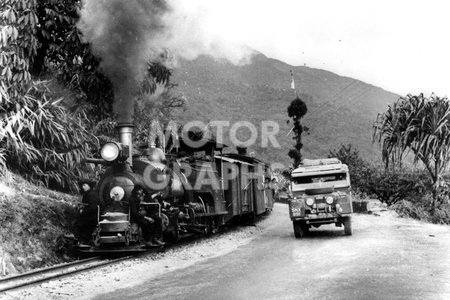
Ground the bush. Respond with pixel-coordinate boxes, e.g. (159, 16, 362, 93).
(330, 144, 431, 205)
(365, 170, 431, 205)
(390, 200, 430, 220)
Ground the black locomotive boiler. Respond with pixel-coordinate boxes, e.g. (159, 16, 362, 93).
(79, 123, 274, 254)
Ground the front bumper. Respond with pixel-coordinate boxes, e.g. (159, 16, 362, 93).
(291, 213, 351, 223)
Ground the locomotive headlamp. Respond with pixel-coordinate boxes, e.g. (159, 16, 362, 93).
(110, 186, 125, 201)
(326, 196, 334, 204)
(101, 142, 121, 161)
(306, 197, 314, 206)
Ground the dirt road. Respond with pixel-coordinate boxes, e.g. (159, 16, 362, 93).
(5, 203, 450, 299)
(97, 203, 450, 300)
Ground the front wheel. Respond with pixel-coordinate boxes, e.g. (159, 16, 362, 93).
(293, 221, 308, 238)
(343, 217, 352, 236)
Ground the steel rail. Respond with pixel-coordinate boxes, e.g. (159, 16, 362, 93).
(0, 256, 131, 293)
(0, 215, 265, 294)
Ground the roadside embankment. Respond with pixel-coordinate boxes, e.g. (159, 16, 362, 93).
(0, 172, 78, 276)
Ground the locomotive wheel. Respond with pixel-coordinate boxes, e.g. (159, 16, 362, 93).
(343, 217, 352, 236)
(161, 213, 169, 232)
(293, 221, 308, 238)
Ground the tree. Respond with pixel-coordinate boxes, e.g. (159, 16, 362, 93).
(373, 93, 450, 211)
(31, 0, 114, 119)
(287, 97, 308, 168)
(134, 62, 185, 145)
(31, 0, 81, 75)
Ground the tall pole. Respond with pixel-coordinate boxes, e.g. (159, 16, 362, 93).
(290, 70, 299, 98)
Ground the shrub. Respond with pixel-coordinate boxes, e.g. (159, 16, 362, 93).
(330, 144, 431, 205)
(365, 170, 431, 205)
(390, 200, 430, 220)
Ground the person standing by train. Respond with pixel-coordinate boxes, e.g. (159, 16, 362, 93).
(74, 180, 100, 244)
(264, 177, 271, 189)
(270, 178, 279, 199)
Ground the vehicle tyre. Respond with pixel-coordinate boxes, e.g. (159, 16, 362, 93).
(343, 217, 352, 236)
(293, 221, 308, 238)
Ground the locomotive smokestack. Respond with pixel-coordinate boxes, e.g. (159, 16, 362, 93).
(117, 123, 134, 166)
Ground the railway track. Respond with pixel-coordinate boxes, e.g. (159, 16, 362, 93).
(0, 223, 258, 294)
(0, 256, 132, 293)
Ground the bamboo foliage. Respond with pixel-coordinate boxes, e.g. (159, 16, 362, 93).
(1, 80, 98, 190)
(373, 94, 450, 207)
(0, 0, 98, 191)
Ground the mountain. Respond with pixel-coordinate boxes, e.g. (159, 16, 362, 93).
(171, 53, 400, 168)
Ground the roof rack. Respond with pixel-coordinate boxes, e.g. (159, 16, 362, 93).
(291, 158, 346, 175)
(301, 158, 341, 167)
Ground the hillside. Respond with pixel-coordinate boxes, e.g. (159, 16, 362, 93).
(171, 53, 400, 167)
(0, 171, 77, 275)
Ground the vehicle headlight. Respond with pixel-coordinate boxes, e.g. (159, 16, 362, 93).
(101, 142, 120, 161)
(326, 196, 334, 204)
(306, 198, 314, 206)
(110, 186, 125, 201)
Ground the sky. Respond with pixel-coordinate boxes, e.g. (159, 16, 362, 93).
(180, 0, 449, 97)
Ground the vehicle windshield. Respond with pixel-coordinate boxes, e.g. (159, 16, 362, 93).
(292, 172, 347, 185)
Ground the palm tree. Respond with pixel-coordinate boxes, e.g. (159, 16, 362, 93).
(373, 94, 450, 211)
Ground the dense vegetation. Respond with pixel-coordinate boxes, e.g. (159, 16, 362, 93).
(330, 144, 450, 224)
(0, 0, 98, 191)
(374, 94, 450, 211)
(0, 0, 178, 191)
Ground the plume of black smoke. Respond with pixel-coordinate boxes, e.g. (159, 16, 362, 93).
(78, 0, 256, 124)
(78, 0, 171, 124)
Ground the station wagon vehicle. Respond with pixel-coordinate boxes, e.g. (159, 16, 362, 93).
(288, 158, 353, 238)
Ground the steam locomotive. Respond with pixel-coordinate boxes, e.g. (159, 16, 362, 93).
(78, 123, 274, 254)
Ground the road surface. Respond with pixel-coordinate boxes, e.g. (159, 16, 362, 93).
(96, 203, 450, 300)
